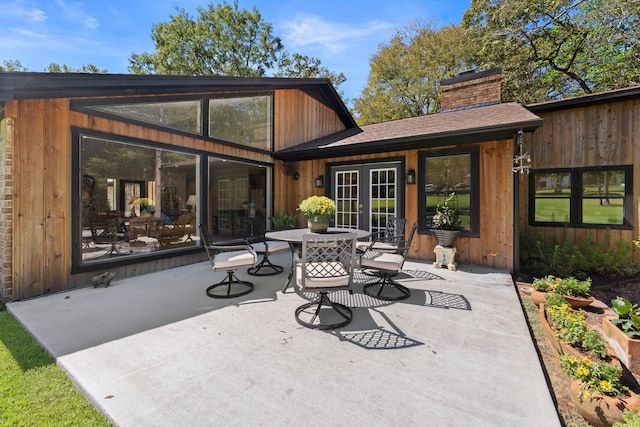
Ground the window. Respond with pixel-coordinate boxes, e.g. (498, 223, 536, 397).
(75, 131, 273, 270)
(530, 166, 632, 228)
(418, 148, 479, 235)
(77, 133, 200, 266)
(209, 95, 272, 150)
(73, 93, 274, 152)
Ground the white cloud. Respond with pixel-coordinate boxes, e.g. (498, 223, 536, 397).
(0, 2, 47, 22)
(54, 0, 100, 30)
(280, 14, 394, 56)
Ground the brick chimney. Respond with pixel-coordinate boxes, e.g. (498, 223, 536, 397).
(440, 68, 502, 111)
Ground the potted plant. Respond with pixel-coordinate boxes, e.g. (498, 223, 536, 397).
(431, 192, 461, 247)
(602, 297, 640, 374)
(298, 196, 336, 233)
(530, 275, 594, 308)
(559, 354, 640, 427)
(269, 211, 297, 230)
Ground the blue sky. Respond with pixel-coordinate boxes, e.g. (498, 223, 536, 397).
(0, 0, 471, 103)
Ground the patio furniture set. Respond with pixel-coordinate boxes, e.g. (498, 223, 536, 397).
(200, 219, 417, 330)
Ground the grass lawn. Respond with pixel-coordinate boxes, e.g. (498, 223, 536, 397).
(0, 308, 109, 426)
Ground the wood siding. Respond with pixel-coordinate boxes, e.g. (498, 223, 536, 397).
(5, 88, 345, 300)
(518, 99, 640, 251)
(274, 139, 516, 271)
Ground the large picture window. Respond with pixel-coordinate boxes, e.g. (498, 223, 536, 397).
(418, 148, 479, 235)
(78, 134, 200, 265)
(209, 95, 272, 150)
(530, 166, 632, 228)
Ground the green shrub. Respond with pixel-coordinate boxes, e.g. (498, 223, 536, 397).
(520, 227, 640, 280)
(613, 409, 640, 426)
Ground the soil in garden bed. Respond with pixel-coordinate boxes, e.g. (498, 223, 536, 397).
(517, 278, 640, 427)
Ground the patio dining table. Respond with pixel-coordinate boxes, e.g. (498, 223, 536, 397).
(265, 227, 371, 292)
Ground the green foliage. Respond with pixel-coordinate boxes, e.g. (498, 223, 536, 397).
(0, 311, 107, 425)
(610, 297, 640, 339)
(46, 63, 107, 73)
(352, 21, 477, 124)
(298, 196, 336, 216)
(128, 0, 343, 91)
(613, 409, 640, 426)
(269, 211, 297, 230)
(547, 302, 607, 359)
(544, 292, 566, 308)
(431, 192, 462, 230)
(0, 59, 28, 72)
(463, 0, 640, 104)
(519, 228, 640, 280)
(560, 354, 627, 400)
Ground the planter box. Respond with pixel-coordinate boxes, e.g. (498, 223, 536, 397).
(602, 317, 640, 374)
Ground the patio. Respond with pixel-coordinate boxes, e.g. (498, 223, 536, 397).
(7, 251, 560, 426)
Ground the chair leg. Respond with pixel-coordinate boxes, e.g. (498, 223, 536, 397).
(295, 292, 353, 330)
(248, 253, 284, 276)
(206, 270, 254, 299)
(363, 272, 410, 301)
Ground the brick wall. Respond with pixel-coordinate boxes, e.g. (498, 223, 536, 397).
(0, 117, 13, 302)
(441, 69, 502, 111)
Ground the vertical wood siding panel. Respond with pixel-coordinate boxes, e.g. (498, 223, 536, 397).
(15, 100, 45, 298)
(43, 99, 70, 293)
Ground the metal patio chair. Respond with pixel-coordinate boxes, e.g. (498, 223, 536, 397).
(294, 232, 358, 330)
(200, 224, 257, 299)
(239, 216, 290, 276)
(359, 222, 418, 301)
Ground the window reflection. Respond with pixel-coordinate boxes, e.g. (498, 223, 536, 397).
(207, 158, 269, 238)
(80, 136, 199, 263)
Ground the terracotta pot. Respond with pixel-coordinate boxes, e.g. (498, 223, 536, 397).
(602, 317, 640, 374)
(564, 294, 596, 309)
(307, 214, 330, 233)
(540, 304, 620, 363)
(569, 380, 640, 427)
(539, 303, 563, 354)
(530, 290, 547, 307)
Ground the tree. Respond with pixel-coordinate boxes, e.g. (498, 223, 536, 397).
(463, 0, 640, 103)
(46, 63, 107, 73)
(0, 60, 29, 72)
(129, 0, 343, 91)
(352, 22, 478, 125)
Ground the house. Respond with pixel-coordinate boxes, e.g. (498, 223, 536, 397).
(521, 86, 640, 251)
(6, 68, 613, 301)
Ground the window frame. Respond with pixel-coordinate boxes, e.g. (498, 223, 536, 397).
(72, 127, 274, 274)
(417, 147, 480, 237)
(71, 92, 275, 154)
(528, 165, 633, 229)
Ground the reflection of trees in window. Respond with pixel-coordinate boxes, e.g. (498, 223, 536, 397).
(209, 96, 271, 149)
(425, 154, 470, 194)
(80, 136, 197, 218)
(89, 100, 202, 134)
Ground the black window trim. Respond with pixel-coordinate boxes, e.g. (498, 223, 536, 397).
(71, 127, 274, 274)
(417, 146, 480, 237)
(71, 91, 275, 155)
(528, 165, 633, 229)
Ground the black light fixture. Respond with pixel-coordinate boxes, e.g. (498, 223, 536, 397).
(315, 175, 324, 188)
(406, 169, 416, 184)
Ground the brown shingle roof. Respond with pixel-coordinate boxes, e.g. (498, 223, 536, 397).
(273, 102, 542, 161)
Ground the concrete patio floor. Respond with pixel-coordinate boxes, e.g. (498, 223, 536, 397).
(7, 252, 561, 426)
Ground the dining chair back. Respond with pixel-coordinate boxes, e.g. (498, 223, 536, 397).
(294, 232, 358, 330)
(239, 216, 289, 276)
(360, 222, 418, 301)
(199, 224, 256, 299)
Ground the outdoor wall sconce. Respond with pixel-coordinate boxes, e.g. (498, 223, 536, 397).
(406, 169, 416, 184)
(315, 175, 324, 188)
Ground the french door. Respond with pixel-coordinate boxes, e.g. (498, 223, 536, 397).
(331, 162, 402, 234)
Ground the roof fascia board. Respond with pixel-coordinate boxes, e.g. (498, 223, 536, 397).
(273, 119, 542, 161)
(527, 86, 640, 113)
